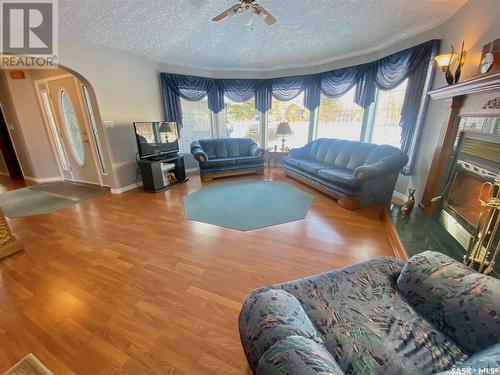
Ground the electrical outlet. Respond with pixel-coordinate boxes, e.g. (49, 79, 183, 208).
(103, 121, 114, 128)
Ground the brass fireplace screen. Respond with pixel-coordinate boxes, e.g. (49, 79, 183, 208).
(444, 134, 500, 230)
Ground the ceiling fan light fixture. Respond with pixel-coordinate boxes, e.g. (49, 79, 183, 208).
(242, 4, 253, 26)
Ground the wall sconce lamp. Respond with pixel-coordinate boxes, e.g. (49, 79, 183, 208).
(435, 41, 466, 85)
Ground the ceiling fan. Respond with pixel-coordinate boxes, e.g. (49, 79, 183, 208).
(212, 0, 276, 26)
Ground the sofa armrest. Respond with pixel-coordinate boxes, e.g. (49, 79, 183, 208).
(239, 289, 324, 370)
(353, 152, 408, 180)
(190, 141, 208, 162)
(250, 144, 264, 157)
(289, 146, 308, 159)
(256, 336, 345, 375)
(397, 251, 500, 355)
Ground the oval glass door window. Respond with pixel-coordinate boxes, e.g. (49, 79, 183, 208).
(60, 90, 85, 165)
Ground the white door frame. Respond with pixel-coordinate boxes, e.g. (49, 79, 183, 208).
(33, 73, 105, 186)
(34, 81, 73, 180)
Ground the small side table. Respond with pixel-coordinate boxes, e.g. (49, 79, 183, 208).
(266, 149, 289, 172)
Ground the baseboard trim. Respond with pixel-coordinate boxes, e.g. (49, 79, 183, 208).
(110, 182, 142, 194)
(24, 176, 64, 183)
(379, 207, 408, 261)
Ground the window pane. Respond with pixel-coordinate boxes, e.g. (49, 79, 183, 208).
(179, 97, 212, 153)
(316, 88, 364, 141)
(268, 93, 310, 150)
(41, 90, 69, 170)
(82, 85, 107, 173)
(219, 97, 260, 145)
(60, 90, 85, 165)
(370, 80, 407, 147)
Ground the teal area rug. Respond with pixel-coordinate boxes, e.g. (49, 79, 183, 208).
(184, 180, 313, 231)
(0, 182, 106, 218)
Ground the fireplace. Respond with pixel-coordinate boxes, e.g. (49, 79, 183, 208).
(439, 130, 500, 249)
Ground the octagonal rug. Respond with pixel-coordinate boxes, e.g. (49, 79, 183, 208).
(184, 180, 313, 231)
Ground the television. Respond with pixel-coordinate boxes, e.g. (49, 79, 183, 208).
(133, 121, 180, 159)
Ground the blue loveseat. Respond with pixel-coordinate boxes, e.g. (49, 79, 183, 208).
(191, 138, 265, 182)
(239, 251, 500, 375)
(283, 139, 408, 209)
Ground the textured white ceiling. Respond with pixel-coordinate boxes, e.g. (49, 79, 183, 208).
(59, 0, 466, 72)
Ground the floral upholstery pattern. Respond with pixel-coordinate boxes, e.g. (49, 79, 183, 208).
(397, 251, 500, 355)
(256, 335, 344, 375)
(239, 254, 472, 375)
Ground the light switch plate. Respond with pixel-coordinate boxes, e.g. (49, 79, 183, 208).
(103, 121, 114, 128)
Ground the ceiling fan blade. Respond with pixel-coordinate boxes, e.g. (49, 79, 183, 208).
(212, 4, 240, 22)
(254, 4, 276, 25)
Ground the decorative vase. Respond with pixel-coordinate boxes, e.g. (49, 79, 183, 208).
(400, 189, 416, 215)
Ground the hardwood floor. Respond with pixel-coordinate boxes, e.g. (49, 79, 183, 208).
(0, 170, 398, 374)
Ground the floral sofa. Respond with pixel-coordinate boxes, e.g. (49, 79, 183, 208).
(283, 139, 408, 209)
(191, 138, 264, 182)
(238, 251, 500, 374)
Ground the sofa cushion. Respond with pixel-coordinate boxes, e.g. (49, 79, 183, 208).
(298, 160, 331, 174)
(283, 156, 302, 169)
(199, 158, 236, 169)
(239, 289, 324, 369)
(397, 251, 500, 355)
(226, 139, 241, 157)
(365, 144, 401, 164)
(334, 141, 356, 169)
(324, 140, 344, 165)
(317, 168, 360, 189)
(346, 142, 376, 170)
(235, 156, 265, 166)
(243, 257, 467, 375)
(256, 336, 344, 375)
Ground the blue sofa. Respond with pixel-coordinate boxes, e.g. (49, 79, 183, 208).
(239, 251, 500, 375)
(191, 138, 265, 182)
(283, 139, 408, 209)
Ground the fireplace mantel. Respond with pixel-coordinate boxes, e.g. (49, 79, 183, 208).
(428, 72, 500, 100)
(419, 72, 500, 214)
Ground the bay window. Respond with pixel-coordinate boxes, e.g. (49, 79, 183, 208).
(369, 80, 408, 147)
(219, 97, 260, 145)
(179, 97, 214, 153)
(267, 93, 310, 150)
(316, 88, 364, 141)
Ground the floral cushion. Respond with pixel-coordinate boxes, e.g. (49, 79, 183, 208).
(397, 251, 500, 355)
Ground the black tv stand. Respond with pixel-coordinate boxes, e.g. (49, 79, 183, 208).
(139, 154, 188, 192)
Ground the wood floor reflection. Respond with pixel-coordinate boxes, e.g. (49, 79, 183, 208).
(0, 170, 396, 374)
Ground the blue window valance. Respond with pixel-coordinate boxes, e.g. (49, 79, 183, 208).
(160, 39, 439, 173)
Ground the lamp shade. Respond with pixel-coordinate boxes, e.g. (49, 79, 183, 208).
(434, 54, 456, 68)
(276, 122, 292, 135)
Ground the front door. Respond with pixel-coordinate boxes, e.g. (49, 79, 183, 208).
(47, 77, 100, 185)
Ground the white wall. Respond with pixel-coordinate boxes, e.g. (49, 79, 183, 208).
(397, 0, 500, 202)
(3, 71, 61, 179)
(57, 39, 163, 189)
